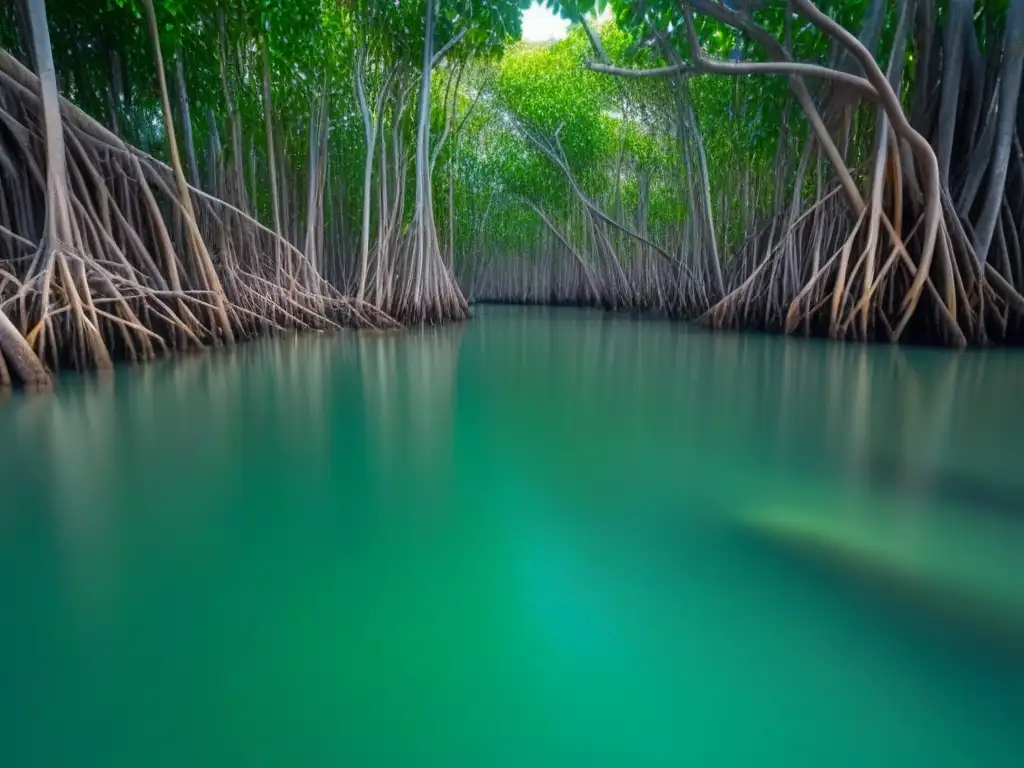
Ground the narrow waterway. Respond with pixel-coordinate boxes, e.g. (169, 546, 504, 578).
(2, 306, 1023, 767)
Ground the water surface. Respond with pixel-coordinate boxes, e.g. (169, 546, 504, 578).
(2, 306, 1023, 767)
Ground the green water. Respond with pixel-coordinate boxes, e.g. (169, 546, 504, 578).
(2, 306, 1023, 767)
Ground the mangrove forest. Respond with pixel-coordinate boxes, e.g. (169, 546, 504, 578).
(2, 0, 1024, 388)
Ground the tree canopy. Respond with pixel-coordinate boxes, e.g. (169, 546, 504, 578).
(2, 0, 1024, 385)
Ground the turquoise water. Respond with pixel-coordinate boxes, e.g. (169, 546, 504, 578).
(1, 306, 1023, 766)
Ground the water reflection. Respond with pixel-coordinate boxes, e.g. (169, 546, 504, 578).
(471, 308, 1024, 513)
(466, 308, 1024, 643)
(357, 326, 465, 511)
(1, 307, 1023, 767)
(1, 335, 353, 629)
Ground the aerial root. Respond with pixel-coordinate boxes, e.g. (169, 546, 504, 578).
(0, 45, 393, 385)
(701, 186, 1021, 346)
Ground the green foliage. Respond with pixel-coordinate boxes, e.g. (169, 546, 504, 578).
(496, 31, 614, 168)
(10, 0, 963, 278)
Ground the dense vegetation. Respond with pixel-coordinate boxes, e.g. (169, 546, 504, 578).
(1, 0, 1023, 386)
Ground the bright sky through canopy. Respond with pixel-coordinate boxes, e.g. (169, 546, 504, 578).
(521, 2, 570, 42)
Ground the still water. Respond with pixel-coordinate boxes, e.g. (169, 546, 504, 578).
(2, 306, 1023, 767)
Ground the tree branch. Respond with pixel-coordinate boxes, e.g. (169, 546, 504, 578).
(585, 59, 878, 99)
(431, 28, 467, 69)
(579, 15, 610, 63)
